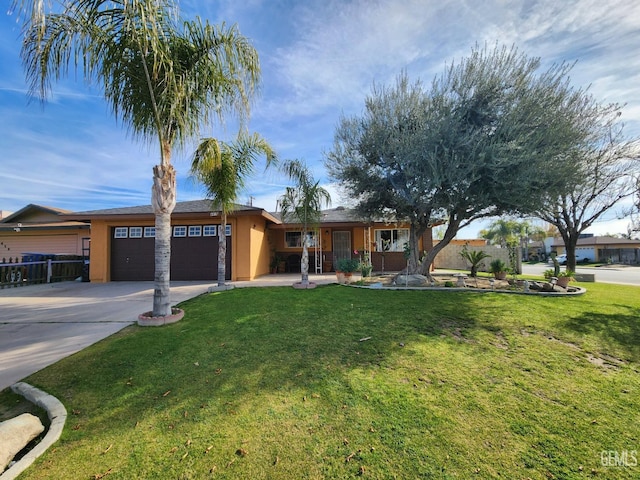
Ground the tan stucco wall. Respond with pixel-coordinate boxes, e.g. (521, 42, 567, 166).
(232, 215, 272, 281)
(433, 243, 519, 272)
(88, 221, 110, 282)
(88, 215, 271, 283)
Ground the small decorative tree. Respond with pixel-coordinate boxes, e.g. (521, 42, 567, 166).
(459, 244, 491, 277)
(279, 160, 331, 288)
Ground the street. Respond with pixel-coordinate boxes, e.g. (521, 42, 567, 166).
(521, 263, 640, 286)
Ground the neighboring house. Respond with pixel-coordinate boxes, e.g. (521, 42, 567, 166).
(66, 200, 280, 282)
(0, 204, 90, 259)
(269, 206, 434, 274)
(552, 235, 640, 264)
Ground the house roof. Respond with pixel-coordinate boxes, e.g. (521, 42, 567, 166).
(552, 236, 640, 247)
(65, 199, 281, 224)
(269, 206, 425, 228)
(270, 206, 360, 224)
(0, 204, 89, 232)
(0, 204, 73, 224)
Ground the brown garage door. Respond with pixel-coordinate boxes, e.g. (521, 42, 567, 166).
(111, 228, 231, 281)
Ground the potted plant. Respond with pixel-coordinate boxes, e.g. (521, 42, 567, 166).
(556, 270, 575, 288)
(270, 253, 282, 274)
(489, 259, 508, 280)
(543, 269, 575, 288)
(336, 258, 360, 284)
(355, 248, 373, 277)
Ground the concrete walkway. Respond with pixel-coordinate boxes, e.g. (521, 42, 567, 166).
(0, 273, 337, 391)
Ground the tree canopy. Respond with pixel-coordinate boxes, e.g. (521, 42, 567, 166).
(190, 131, 276, 287)
(20, 0, 261, 315)
(326, 44, 599, 275)
(534, 103, 640, 271)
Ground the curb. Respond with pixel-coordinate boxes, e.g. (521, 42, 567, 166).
(1, 383, 67, 480)
(207, 284, 235, 293)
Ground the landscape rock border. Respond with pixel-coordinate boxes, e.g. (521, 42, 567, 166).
(358, 284, 587, 296)
(342, 274, 587, 296)
(137, 308, 185, 326)
(292, 282, 317, 289)
(1, 383, 67, 480)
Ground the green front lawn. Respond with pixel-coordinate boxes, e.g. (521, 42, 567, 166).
(3, 283, 639, 479)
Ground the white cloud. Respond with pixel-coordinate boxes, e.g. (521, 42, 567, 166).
(1, 0, 639, 217)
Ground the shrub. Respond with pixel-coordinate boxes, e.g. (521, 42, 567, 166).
(336, 258, 360, 273)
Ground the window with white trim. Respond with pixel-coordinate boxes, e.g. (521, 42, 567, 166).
(374, 228, 410, 252)
(144, 227, 156, 238)
(173, 226, 187, 237)
(203, 225, 217, 237)
(188, 226, 202, 237)
(285, 231, 317, 248)
(129, 227, 143, 238)
(114, 227, 128, 238)
(225, 224, 231, 236)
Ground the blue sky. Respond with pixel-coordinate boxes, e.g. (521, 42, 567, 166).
(1, 0, 639, 237)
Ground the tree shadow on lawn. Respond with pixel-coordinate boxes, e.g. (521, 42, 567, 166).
(25, 285, 485, 429)
(560, 304, 640, 362)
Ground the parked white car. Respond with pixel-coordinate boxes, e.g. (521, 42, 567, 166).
(548, 253, 590, 265)
(549, 254, 568, 265)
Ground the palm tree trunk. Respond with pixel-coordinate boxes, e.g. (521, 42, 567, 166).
(301, 238, 309, 286)
(218, 213, 227, 287)
(152, 163, 176, 317)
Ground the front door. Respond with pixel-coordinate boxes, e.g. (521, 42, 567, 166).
(333, 231, 351, 264)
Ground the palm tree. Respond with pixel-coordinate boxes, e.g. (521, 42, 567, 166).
(20, 0, 260, 316)
(190, 132, 276, 287)
(278, 160, 331, 287)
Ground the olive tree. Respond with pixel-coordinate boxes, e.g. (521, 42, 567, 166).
(326, 45, 591, 276)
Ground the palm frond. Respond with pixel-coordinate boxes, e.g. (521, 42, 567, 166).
(21, 0, 261, 159)
(191, 132, 276, 215)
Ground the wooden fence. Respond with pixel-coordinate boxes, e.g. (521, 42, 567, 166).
(0, 255, 86, 289)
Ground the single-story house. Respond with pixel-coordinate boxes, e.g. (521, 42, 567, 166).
(65, 200, 435, 282)
(269, 206, 434, 274)
(0, 204, 90, 260)
(552, 235, 640, 264)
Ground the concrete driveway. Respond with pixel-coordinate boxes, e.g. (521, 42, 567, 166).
(0, 281, 213, 391)
(0, 274, 337, 391)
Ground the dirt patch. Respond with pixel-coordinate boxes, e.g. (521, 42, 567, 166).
(587, 353, 625, 370)
(0, 391, 48, 427)
(492, 331, 510, 350)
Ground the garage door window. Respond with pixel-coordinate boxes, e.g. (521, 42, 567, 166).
(114, 227, 128, 238)
(203, 225, 216, 236)
(188, 226, 202, 237)
(144, 227, 155, 238)
(129, 227, 143, 238)
(173, 226, 187, 237)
